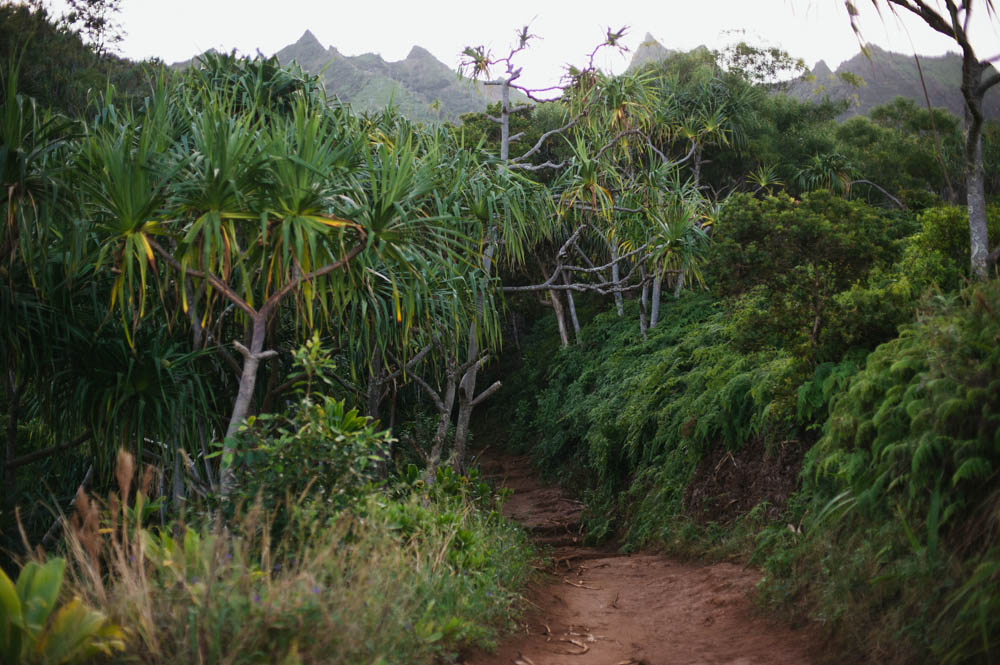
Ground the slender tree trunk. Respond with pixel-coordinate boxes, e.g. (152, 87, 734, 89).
(549, 287, 571, 347)
(220, 314, 271, 496)
(500, 79, 510, 162)
(563, 271, 581, 339)
(638, 267, 649, 341)
(692, 143, 703, 192)
(650, 272, 662, 329)
(453, 241, 495, 471)
(610, 241, 624, 317)
(452, 388, 474, 473)
(184, 278, 204, 349)
(967, 135, 988, 279)
(961, 63, 990, 279)
(425, 366, 458, 480)
(365, 354, 386, 423)
(171, 449, 185, 513)
(638, 290, 649, 341)
(673, 141, 703, 297)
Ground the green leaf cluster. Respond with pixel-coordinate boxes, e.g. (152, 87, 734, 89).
(0, 558, 124, 665)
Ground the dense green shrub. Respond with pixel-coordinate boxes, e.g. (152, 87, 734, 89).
(902, 204, 1000, 290)
(710, 191, 913, 360)
(758, 281, 1000, 664)
(506, 294, 804, 545)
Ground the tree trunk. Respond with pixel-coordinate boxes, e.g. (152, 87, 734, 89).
(220, 314, 270, 496)
(692, 143, 703, 191)
(550, 287, 571, 347)
(171, 449, 185, 513)
(500, 78, 510, 163)
(638, 289, 649, 341)
(365, 355, 386, 424)
(610, 241, 624, 317)
(425, 366, 458, 480)
(453, 237, 496, 472)
(638, 267, 649, 341)
(962, 58, 990, 279)
(674, 270, 686, 298)
(564, 271, 581, 339)
(650, 272, 662, 329)
(452, 387, 474, 474)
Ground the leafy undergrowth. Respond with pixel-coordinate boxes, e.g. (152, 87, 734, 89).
(49, 453, 534, 665)
(756, 281, 1000, 665)
(15, 337, 538, 665)
(504, 293, 805, 551)
(500, 196, 1000, 663)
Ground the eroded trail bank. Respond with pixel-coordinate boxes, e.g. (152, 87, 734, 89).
(461, 452, 819, 665)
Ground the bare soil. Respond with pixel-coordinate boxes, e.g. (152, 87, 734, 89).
(461, 452, 820, 665)
(684, 437, 807, 524)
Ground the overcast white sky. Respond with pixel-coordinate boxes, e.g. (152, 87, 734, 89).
(49, 0, 1000, 88)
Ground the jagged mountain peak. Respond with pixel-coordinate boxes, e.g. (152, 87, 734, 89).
(788, 48, 999, 121)
(295, 30, 323, 49)
(406, 45, 436, 61)
(269, 32, 526, 123)
(812, 60, 832, 78)
(627, 32, 675, 72)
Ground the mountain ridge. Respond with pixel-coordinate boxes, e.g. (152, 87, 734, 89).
(628, 35, 1000, 121)
(272, 30, 519, 123)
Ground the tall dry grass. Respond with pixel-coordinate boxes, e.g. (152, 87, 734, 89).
(60, 450, 534, 665)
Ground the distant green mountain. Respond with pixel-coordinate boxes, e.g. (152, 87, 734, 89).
(788, 45, 1000, 120)
(273, 30, 521, 123)
(628, 36, 999, 122)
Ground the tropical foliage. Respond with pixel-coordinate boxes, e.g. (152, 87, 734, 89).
(4, 6, 1000, 664)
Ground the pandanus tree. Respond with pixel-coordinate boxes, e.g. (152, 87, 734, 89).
(460, 26, 716, 351)
(81, 57, 465, 494)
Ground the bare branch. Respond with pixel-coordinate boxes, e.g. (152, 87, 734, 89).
(978, 70, 1000, 95)
(149, 238, 256, 318)
(233, 341, 278, 361)
(512, 83, 564, 95)
(562, 243, 650, 274)
(987, 244, 1000, 267)
(511, 113, 583, 163)
(885, 0, 961, 40)
(594, 129, 647, 161)
(509, 160, 566, 171)
(261, 235, 366, 316)
(471, 381, 502, 407)
(386, 343, 434, 382)
(406, 370, 446, 413)
(850, 179, 906, 209)
(9, 431, 91, 470)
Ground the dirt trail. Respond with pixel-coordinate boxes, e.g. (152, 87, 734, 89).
(462, 452, 819, 665)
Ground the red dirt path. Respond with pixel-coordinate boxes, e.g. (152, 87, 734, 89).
(461, 453, 820, 665)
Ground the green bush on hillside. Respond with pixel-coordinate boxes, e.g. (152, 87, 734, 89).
(759, 281, 1000, 664)
(507, 295, 803, 545)
(710, 191, 913, 361)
